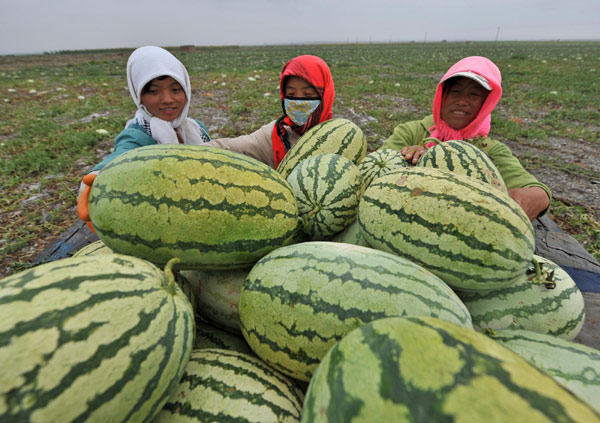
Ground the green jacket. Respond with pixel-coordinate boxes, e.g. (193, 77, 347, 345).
(382, 115, 552, 201)
(92, 120, 210, 172)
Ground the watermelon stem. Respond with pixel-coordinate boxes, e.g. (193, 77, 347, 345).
(528, 258, 556, 289)
(164, 257, 181, 295)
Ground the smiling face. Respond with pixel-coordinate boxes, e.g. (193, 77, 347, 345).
(140, 76, 186, 121)
(440, 76, 489, 130)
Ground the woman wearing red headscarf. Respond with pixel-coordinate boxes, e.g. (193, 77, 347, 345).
(205, 55, 335, 169)
(382, 56, 550, 221)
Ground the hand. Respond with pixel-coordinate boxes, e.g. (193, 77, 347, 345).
(401, 145, 426, 165)
(77, 172, 98, 233)
(508, 186, 550, 221)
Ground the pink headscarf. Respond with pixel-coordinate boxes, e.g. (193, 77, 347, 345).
(429, 56, 502, 142)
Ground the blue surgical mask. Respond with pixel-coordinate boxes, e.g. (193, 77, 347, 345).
(284, 97, 321, 126)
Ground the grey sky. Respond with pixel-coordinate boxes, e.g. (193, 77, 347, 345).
(1, 0, 598, 55)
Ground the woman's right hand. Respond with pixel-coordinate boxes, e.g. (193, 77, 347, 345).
(401, 145, 427, 164)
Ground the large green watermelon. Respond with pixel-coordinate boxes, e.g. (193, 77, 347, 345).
(459, 254, 585, 340)
(359, 167, 535, 291)
(238, 241, 472, 381)
(277, 118, 367, 179)
(302, 316, 600, 422)
(489, 329, 600, 413)
(153, 349, 304, 423)
(0, 254, 195, 423)
(287, 153, 363, 240)
(88, 145, 300, 270)
(417, 140, 507, 192)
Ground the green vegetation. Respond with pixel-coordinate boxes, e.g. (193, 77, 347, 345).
(1, 41, 598, 275)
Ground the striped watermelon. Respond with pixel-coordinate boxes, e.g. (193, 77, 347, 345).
(330, 218, 369, 247)
(459, 254, 585, 340)
(302, 316, 600, 423)
(358, 148, 409, 188)
(89, 145, 300, 270)
(276, 118, 367, 179)
(238, 241, 472, 381)
(0, 254, 195, 423)
(72, 239, 114, 257)
(153, 349, 304, 423)
(417, 140, 507, 192)
(194, 319, 252, 355)
(286, 154, 363, 240)
(181, 268, 249, 334)
(488, 329, 600, 413)
(359, 167, 535, 291)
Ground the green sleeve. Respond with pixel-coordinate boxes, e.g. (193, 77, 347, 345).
(92, 126, 156, 171)
(381, 115, 434, 151)
(471, 137, 552, 200)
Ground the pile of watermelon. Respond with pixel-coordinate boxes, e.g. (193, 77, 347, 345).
(1, 119, 598, 422)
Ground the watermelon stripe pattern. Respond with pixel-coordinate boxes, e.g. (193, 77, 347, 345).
(182, 268, 247, 334)
(194, 320, 252, 355)
(302, 316, 600, 423)
(358, 148, 409, 188)
(490, 329, 600, 413)
(153, 349, 304, 423)
(359, 167, 534, 291)
(89, 145, 300, 270)
(277, 118, 367, 179)
(459, 255, 586, 340)
(418, 140, 507, 192)
(287, 154, 362, 239)
(72, 240, 113, 257)
(239, 242, 472, 381)
(0, 254, 195, 423)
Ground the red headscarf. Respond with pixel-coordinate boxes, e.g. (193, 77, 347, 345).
(272, 55, 335, 167)
(429, 56, 502, 143)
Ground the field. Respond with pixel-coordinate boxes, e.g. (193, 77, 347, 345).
(0, 41, 599, 277)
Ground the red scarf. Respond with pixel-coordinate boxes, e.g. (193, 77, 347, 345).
(272, 55, 334, 167)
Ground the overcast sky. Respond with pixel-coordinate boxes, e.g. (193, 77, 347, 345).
(1, 0, 598, 55)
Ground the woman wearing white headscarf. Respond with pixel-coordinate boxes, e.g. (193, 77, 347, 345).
(88, 46, 210, 173)
(77, 46, 210, 229)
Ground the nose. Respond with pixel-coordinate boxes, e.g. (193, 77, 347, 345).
(160, 91, 174, 104)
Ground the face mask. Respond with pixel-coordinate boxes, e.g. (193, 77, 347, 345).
(284, 97, 321, 126)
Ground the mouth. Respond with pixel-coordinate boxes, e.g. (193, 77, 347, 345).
(450, 109, 469, 116)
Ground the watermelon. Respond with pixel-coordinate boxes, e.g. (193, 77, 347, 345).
(0, 254, 195, 423)
(418, 140, 507, 192)
(238, 241, 472, 381)
(194, 319, 252, 355)
(489, 329, 600, 413)
(302, 316, 600, 423)
(330, 218, 369, 247)
(72, 239, 114, 257)
(359, 167, 535, 291)
(459, 254, 586, 340)
(88, 145, 300, 270)
(181, 268, 249, 334)
(286, 153, 363, 240)
(276, 118, 367, 179)
(358, 148, 409, 188)
(153, 349, 304, 423)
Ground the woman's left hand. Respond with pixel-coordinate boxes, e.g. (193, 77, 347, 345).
(508, 186, 550, 221)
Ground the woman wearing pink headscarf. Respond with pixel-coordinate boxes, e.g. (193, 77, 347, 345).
(382, 56, 550, 221)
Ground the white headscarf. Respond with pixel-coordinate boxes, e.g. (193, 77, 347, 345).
(126, 46, 207, 145)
